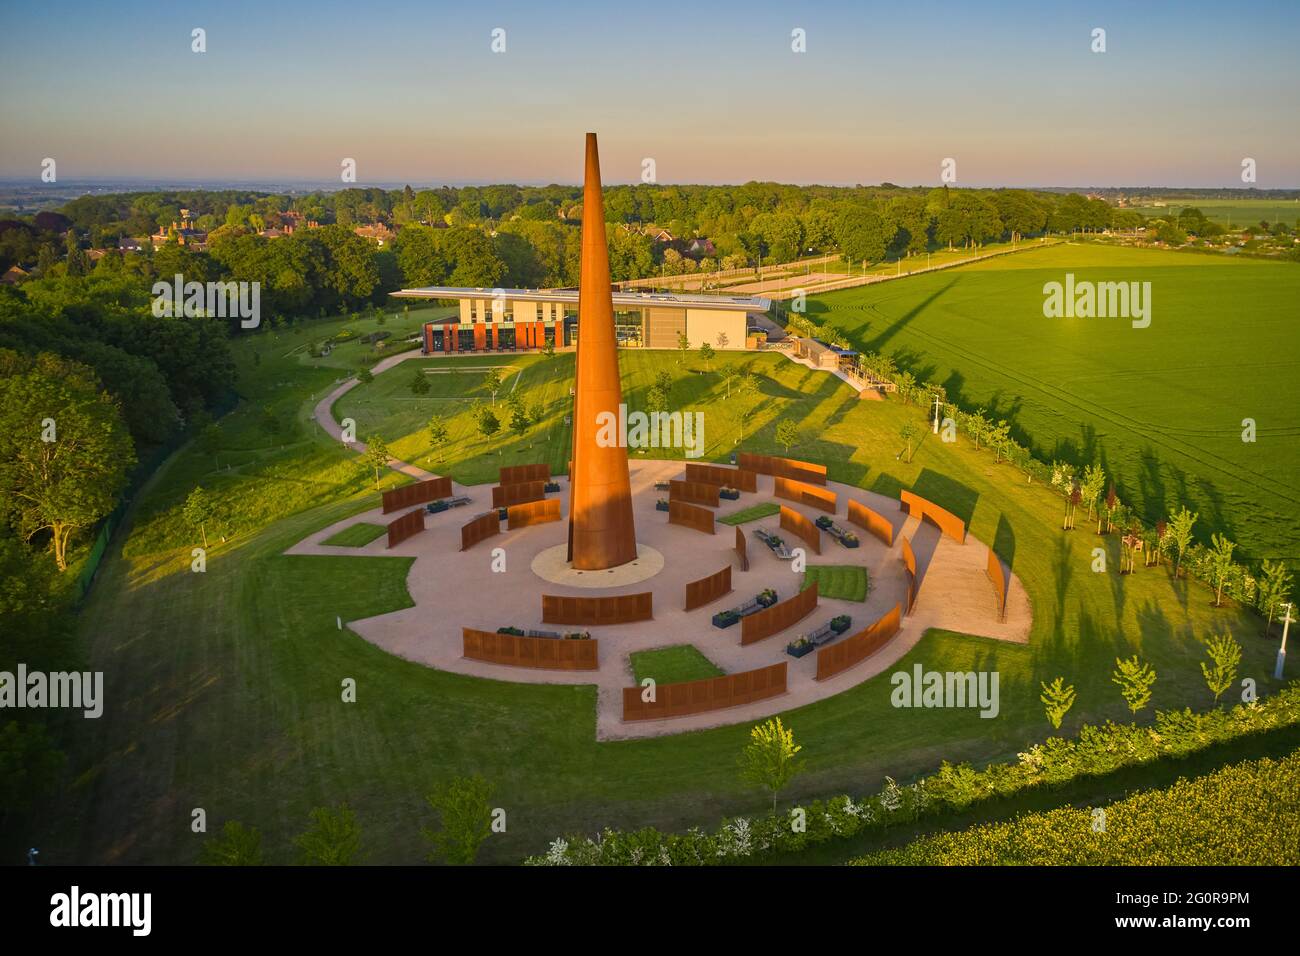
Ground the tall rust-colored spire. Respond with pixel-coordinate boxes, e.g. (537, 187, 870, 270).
(567, 132, 638, 570)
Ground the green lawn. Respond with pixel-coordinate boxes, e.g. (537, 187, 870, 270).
(802, 565, 869, 602)
(321, 522, 388, 547)
(45, 278, 1289, 866)
(630, 645, 725, 686)
(718, 502, 781, 525)
(810, 243, 1300, 565)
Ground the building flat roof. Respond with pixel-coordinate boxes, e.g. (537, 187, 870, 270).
(390, 285, 771, 312)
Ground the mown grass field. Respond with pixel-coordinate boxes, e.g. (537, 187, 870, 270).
(814, 237, 1055, 276)
(810, 242, 1300, 565)
(46, 294, 1290, 865)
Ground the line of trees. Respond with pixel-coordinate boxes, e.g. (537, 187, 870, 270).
(3, 180, 1164, 294)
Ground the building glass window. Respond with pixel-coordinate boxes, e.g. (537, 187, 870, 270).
(613, 309, 644, 347)
(458, 328, 476, 351)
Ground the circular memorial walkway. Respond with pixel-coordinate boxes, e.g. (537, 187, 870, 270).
(286, 459, 1032, 740)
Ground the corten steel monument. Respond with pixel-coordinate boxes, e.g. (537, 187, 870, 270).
(567, 132, 639, 570)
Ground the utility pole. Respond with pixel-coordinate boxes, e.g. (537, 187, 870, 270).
(932, 394, 942, 434)
(1276, 602, 1293, 680)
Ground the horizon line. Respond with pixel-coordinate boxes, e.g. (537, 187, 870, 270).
(5, 177, 1300, 193)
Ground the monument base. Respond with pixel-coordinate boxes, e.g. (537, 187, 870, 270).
(531, 543, 664, 589)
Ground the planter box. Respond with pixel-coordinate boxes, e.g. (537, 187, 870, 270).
(801, 615, 854, 648)
(712, 611, 740, 629)
(786, 641, 815, 658)
(757, 590, 778, 608)
(820, 518, 861, 549)
(720, 487, 740, 500)
(426, 500, 449, 514)
(654, 480, 671, 491)
(497, 626, 526, 636)
(655, 500, 670, 512)
(544, 481, 561, 493)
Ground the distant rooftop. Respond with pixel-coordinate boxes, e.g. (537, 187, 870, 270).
(390, 286, 771, 312)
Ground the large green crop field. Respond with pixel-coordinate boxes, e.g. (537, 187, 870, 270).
(1125, 197, 1300, 226)
(810, 243, 1300, 564)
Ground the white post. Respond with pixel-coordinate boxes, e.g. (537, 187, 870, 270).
(932, 394, 942, 434)
(1276, 603, 1293, 680)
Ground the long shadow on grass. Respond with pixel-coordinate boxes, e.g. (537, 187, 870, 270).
(857, 278, 959, 355)
(910, 468, 979, 526)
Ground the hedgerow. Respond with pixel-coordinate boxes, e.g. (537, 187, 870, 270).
(525, 684, 1300, 865)
(850, 750, 1300, 865)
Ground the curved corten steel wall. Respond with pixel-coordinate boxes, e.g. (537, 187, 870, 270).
(738, 452, 828, 486)
(902, 536, 918, 612)
(542, 591, 653, 626)
(848, 499, 893, 546)
(462, 628, 598, 671)
(669, 479, 720, 508)
(460, 512, 500, 551)
(779, 505, 821, 555)
(815, 603, 902, 681)
(381, 476, 453, 514)
(622, 661, 787, 721)
(684, 565, 733, 611)
(507, 498, 561, 529)
(668, 499, 715, 535)
(685, 463, 758, 492)
(735, 525, 749, 571)
(986, 547, 1007, 619)
(499, 462, 550, 485)
(900, 490, 966, 543)
(774, 477, 837, 514)
(493, 480, 547, 509)
(741, 581, 818, 645)
(385, 509, 425, 549)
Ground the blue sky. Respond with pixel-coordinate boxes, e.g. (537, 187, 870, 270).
(1, 0, 1296, 186)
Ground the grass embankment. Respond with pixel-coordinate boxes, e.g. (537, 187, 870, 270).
(52, 267, 1287, 864)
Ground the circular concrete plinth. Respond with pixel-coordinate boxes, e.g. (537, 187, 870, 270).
(530, 543, 665, 588)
